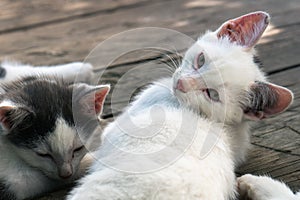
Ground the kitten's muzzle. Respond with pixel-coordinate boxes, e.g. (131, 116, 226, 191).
(175, 77, 206, 93)
(58, 162, 73, 179)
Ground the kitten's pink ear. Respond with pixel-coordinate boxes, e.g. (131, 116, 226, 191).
(0, 101, 34, 131)
(73, 84, 110, 116)
(216, 11, 270, 49)
(93, 85, 110, 115)
(0, 105, 14, 130)
(244, 82, 293, 120)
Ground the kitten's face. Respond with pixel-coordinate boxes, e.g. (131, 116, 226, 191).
(0, 77, 110, 181)
(173, 37, 265, 123)
(15, 118, 88, 180)
(173, 12, 293, 123)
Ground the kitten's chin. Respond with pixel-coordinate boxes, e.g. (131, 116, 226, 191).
(41, 171, 74, 182)
(56, 174, 76, 182)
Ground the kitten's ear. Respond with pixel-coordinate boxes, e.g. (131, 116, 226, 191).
(216, 11, 270, 49)
(244, 82, 293, 120)
(71, 84, 110, 116)
(0, 101, 34, 132)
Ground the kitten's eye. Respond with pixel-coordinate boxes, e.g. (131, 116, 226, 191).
(206, 89, 220, 102)
(36, 152, 52, 159)
(74, 146, 84, 153)
(73, 146, 84, 158)
(194, 52, 205, 70)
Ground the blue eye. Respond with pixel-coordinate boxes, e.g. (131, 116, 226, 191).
(194, 52, 205, 70)
(207, 89, 220, 101)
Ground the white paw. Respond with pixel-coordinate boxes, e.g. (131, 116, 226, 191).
(237, 174, 295, 200)
(238, 174, 258, 200)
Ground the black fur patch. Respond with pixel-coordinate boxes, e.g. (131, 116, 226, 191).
(244, 81, 278, 113)
(0, 66, 6, 78)
(0, 77, 75, 148)
(0, 180, 16, 200)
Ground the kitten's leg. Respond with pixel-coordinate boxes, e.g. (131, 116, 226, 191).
(36, 62, 94, 83)
(1, 61, 94, 84)
(237, 174, 296, 200)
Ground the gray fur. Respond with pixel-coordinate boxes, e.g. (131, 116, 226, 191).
(242, 81, 278, 115)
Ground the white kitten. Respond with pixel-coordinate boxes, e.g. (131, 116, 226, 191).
(68, 11, 294, 200)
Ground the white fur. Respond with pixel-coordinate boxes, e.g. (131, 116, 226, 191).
(69, 95, 236, 200)
(0, 100, 17, 108)
(0, 61, 94, 85)
(238, 174, 299, 200)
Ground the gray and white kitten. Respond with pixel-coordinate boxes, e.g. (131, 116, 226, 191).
(0, 76, 110, 200)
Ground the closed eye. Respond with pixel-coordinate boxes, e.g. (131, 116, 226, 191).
(74, 146, 84, 153)
(72, 146, 85, 158)
(36, 152, 53, 159)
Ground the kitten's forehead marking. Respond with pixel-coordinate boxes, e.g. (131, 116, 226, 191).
(48, 118, 79, 158)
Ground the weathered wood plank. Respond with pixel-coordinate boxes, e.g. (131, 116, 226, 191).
(0, 0, 150, 34)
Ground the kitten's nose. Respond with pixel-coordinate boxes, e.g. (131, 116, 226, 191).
(176, 79, 187, 93)
(59, 163, 73, 179)
(176, 77, 204, 93)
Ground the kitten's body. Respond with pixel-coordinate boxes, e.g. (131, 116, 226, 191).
(68, 12, 295, 200)
(0, 61, 94, 85)
(70, 80, 236, 200)
(0, 76, 109, 200)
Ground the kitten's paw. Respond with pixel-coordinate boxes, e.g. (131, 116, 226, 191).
(237, 174, 295, 200)
(238, 174, 260, 200)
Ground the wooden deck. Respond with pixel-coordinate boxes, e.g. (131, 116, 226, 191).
(0, 0, 299, 199)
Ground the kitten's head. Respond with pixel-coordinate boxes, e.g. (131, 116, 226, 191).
(173, 11, 293, 123)
(0, 77, 110, 180)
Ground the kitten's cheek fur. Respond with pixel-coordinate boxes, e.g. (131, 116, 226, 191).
(74, 153, 95, 179)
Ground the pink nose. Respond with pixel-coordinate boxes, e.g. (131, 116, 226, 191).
(59, 170, 72, 179)
(175, 77, 205, 93)
(176, 79, 188, 93)
(59, 163, 73, 179)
